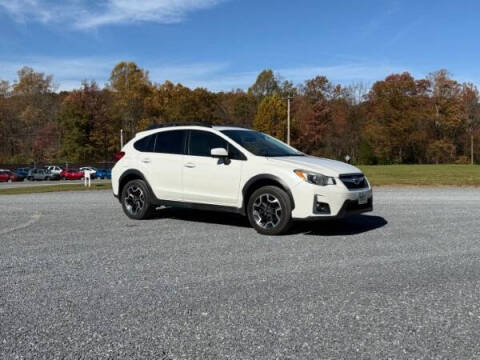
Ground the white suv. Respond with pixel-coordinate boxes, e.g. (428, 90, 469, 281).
(112, 125, 373, 235)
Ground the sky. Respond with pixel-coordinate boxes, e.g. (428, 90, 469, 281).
(0, 0, 479, 91)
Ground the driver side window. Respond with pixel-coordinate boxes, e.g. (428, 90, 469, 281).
(188, 130, 245, 160)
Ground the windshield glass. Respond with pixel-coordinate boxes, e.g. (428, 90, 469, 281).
(221, 130, 303, 157)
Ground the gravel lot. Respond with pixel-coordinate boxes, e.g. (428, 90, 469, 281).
(1, 188, 480, 359)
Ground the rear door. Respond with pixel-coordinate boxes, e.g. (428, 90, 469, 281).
(135, 130, 187, 201)
(182, 130, 245, 206)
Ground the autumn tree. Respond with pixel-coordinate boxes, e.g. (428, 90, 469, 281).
(3, 67, 61, 163)
(365, 72, 432, 163)
(58, 81, 113, 162)
(144, 81, 220, 127)
(461, 83, 480, 163)
(108, 62, 152, 140)
(216, 90, 257, 127)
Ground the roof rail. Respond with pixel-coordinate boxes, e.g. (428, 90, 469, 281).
(147, 122, 212, 130)
(215, 124, 252, 129)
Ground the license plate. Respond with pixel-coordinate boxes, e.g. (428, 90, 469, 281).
(358, 191, 368, 205)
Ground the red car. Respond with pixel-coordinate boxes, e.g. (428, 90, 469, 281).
(0, 170, 25, 182)
(60, 168, 84, 180)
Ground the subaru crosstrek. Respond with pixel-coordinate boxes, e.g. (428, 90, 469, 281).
(112, 125, 373, 235)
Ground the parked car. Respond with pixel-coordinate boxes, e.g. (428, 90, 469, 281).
(44, 165, 63, 175)
(95, 168, 111, 179)
(27, 168, 50, 181)
(80, 167, 97, 179)
(46, 170, 61, 181)
(60, 168, 84, 180)
(0, 170, 25, 182)
(15, 168, 31, 177)
(112, 124, 373, 235)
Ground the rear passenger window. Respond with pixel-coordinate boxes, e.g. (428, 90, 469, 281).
(134, 134, 156, 152)
(154, 130, 187, 155)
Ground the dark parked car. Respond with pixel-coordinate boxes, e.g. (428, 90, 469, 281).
(0, 170, 25, 182)
(15, 168, 31, 177)
(95, 168, 111, 179)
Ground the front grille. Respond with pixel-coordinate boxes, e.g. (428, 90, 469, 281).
(339, 173, 368, 190)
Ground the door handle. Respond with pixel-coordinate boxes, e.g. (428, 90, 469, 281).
(184, 162, 196, 168)
(141, 158, 151, 164)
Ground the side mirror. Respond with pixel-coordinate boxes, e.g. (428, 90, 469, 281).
(210, 147, 229, 158)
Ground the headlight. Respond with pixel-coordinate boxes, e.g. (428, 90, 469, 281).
(294, 169, 336, 186)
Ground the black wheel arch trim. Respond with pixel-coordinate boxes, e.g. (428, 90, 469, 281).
(118, 169, 157, 204)
(241, 174, 295, 214)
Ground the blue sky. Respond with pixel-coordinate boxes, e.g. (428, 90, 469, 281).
(0, 0, 479, 91)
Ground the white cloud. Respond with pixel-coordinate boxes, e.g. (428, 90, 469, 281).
(0, 0, 225, 29)
(0, 56, 421, 92)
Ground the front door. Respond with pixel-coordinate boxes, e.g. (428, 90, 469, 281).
(182, 130, 244, 207)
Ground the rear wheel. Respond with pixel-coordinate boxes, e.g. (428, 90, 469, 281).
(247, 185, 292, 235)
(121, 179, 154, 220)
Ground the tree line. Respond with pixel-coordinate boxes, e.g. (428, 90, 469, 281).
(0, 62, 479, 165)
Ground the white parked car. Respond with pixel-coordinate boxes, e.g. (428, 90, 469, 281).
(45, 165, 63, 175)
(112, 125, 373, 235)
(80, 167, 97, 177)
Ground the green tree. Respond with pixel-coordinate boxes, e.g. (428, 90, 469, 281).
(253, 94, 287, 140)
(248, 69, 280, 99)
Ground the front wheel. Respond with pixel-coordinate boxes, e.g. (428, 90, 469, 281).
(247, 185, 293, 235)
(121, 179, 154, 220)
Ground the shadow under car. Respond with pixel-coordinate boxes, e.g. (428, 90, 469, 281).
(149, 207, 387, 236)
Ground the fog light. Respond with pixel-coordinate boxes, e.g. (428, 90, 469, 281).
(314, 196, 331, 214)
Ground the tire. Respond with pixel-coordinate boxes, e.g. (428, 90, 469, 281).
(121, 179, 155, 220)
(247, 185, 293, 235)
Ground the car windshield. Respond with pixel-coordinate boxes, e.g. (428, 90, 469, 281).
(221, 130, 304, 157)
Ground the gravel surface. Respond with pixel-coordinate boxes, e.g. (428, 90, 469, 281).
(1, 188, 480, 359)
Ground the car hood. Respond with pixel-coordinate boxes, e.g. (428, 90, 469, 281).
(267, 156, 362, 176)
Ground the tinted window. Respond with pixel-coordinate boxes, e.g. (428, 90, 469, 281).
(134, 134, 156, 152)
(155, 130, 187, 155)
(221, 130, 303, 157)
(189, 130, 245, 160)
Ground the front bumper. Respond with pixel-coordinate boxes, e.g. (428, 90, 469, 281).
(290, 181, 373, 219)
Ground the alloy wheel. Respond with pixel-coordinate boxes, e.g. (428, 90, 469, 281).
(124, 184, 145, 216)
(252, 193, 283, 229)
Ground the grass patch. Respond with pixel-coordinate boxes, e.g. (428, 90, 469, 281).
(0, 182, 112, 195)
(359, 164, 480, 186)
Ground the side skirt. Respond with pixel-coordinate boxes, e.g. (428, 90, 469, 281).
(152, 199, 244, 216)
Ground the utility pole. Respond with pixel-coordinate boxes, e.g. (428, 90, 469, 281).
(120, 129, 124, 149)
(472, 133, 474, 165)
(287, 96, 290, 145)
